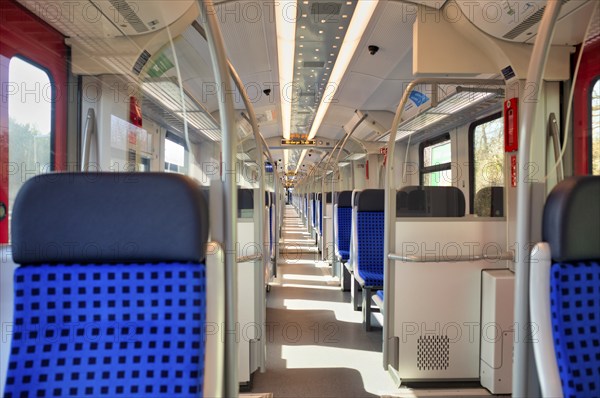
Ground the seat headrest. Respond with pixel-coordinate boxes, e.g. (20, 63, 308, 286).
(543, 176, 600, 262)
(317, 193, 322, 201)
(238, 188, 254, 210)
(358, 189, 385, 212)
(326, 192, 333, 203)
(398, 186, 465, 217)
(474, 186, 504, 217)
(11, 173, 209, 265)
(337, 191, 353, 207)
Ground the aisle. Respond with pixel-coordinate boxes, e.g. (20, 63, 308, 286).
(251, 205, 396, 397)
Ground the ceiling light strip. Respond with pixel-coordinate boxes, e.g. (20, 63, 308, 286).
(307, 0, 378, 140)
(275, 0, 297, 140)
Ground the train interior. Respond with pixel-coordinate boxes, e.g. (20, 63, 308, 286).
(1, 0, 599, 397)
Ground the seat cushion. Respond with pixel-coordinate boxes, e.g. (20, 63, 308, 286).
(338, 250, 350, 261)
(550, 261, 600, 398)
(5, 262, 206, 398)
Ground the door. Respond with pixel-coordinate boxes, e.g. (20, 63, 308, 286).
(0, 0, 67, 243)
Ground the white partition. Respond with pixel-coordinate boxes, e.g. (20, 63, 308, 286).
(391, 218, 507, 382)
(237, 219, 263, 386)
(0, 246, 18, 397)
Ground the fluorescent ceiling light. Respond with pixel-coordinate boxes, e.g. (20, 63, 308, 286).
(295, 150, 307, 174)
(275, 0, 297, 140)
(307, 1, 377, 140)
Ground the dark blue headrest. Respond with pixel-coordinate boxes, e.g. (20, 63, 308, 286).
(543, 176, 600, 262)
(337, 191, 352, 207)
(326, 192, 333, 203)
(317, 193, 322, 201)
(399, 186, 465, 217)
(474, 186, 504, 217)
(358, 189, 385, 212)
(11, 173, 209, 264)
(265, 191, 271, 206)
(238, 188, 254, 210)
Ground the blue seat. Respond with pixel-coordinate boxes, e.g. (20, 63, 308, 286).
(335, 191, 353, 263)
(355, 189, 385, 331)
(5, 173, 212, 398)
(530, 176, 600, 398)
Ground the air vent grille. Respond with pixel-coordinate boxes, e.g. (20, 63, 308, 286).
(108, 0, 149, 33)
(303, 61, 325, 68)
(503, 0, 570, 40)
(132, 50, 151, 75)
(311, 2, 342, 15)
(417, 335, 450, 371)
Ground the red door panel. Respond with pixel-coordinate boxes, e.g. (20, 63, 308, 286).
(0, 0, 67, 243)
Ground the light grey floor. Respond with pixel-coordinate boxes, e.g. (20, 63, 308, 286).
(251, 206, 398, 397)
(251, 205, 494, 398)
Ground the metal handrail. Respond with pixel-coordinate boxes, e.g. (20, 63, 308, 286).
(548, 113, 564, 182)
(513, 2, 562, 395)
(197, 1, 238, 396)
(388, 252, 514, 263)
(236, 253, 263, 263)
(81, 108, 97, 171)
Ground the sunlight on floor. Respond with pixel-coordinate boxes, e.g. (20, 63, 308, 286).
(282, 345, 398, 396)
(282, 299, 363, 323)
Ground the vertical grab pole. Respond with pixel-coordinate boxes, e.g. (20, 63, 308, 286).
(197, 1, 239, 396)
(512, 2, 562, 396)
(227, 62, 267, 372)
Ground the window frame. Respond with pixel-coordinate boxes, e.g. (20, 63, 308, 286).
(419, 132, 451, 187)
(588, 76, 599, 175)
(468, 112, 503, 214)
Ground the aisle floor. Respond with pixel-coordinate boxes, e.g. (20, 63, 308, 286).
(251, 205, 396, 397)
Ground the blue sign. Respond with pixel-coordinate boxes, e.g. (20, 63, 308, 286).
(409, 90, 429, 107)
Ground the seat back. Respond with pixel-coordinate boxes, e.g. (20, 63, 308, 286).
(532, 176, 600, 398)
(355, 189, 385, 286)
(335, 191, 352, 260)
(238, 188, 254, 218)
(398, 186, 465, 217)
(6, 173, 210, 398)
(474, 186, 504, 217)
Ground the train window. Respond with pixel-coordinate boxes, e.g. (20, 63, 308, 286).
(8, 57, 52, 237)
(420, 133, 451, 187)
(469, 113, 504, 215)
(164, 132, 188, 174)
(591, 78, 600, 175)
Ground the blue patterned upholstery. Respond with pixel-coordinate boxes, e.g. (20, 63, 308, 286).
(355, 212, 385, 286)
(312, 199, 316, 227)
(549, 261, 600, 398)
(5, 173, 209, 398)
(6, 263, 206, 398)
(376, 290, 384, 302)
(319, 200, 323, 235)
(336, 207, 352, 261)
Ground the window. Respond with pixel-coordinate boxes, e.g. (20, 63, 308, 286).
(420, 134, 451, 187)
(469, 113, 504, 215)
(164, 132, 188, 174)
(8, 57, 52, 236)
(591, 78, 600, 175)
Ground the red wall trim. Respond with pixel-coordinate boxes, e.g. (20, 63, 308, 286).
(573, 39, 600, 175)
(0, 0, 67, 243)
